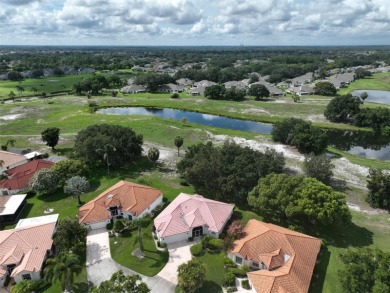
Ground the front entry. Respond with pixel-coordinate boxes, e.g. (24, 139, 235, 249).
(192, 226, 203, 238)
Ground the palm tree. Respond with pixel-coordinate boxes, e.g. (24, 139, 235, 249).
(8, 91, 16, 103)
(31, 87, 38, 95)
(147, 147, 160, 168)
(15, 85, 24, 96)
(97, 144, 116, 175)
(174, 136, 184, 156)
(44, 253, 82, 292)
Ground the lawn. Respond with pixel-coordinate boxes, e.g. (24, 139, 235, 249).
(109, 222, 169, 276)
(337, 72, 390, 95)
(194, 251, 225, 293)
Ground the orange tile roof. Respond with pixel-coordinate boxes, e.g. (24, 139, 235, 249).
(0, 159, 54, 190)
(0, 222, 56, 278)
(230, 219, 321, 293)
(0, 151, 27, 169)
(78, 180, 163, 224)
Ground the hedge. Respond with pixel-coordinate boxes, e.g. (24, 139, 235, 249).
(190, 243, 204, 256)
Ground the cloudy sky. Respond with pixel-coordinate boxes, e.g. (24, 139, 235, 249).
(1, 0, 390, 46)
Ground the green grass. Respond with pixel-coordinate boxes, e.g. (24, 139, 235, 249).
(44, 268, 88, 293)
(194, 251, 225, 293)
(337, 72, 390, 95)
(109, 222, 169, 276)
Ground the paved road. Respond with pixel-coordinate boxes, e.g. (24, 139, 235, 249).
(86, 228, 184, 293)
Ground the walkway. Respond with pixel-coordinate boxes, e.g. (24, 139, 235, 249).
(86, 228, 192, 293)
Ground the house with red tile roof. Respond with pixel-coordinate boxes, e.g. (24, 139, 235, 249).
(0, 215, 57, 287)
(78, 180, 163, 230)
(154, 193, 234, 244)
(0, 160, 54, 195)
(0, 151, 28, 173)
(228, 219, 321, 293)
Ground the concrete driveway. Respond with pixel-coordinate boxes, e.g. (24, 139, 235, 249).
(157, 240, 193, 283)
(86, 228, 180, 293)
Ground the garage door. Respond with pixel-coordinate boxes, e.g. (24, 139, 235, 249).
(88, 221, 108, 230)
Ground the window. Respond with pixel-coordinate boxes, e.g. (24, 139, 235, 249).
(235, 256, 243, 265)
(22, 274, 31, 280)
(252, 261, 259, 268)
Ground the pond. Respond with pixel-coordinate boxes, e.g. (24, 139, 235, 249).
(98, 107, 273, 134)
(98, 107, 390, 161)
(352, 90, 390, 104)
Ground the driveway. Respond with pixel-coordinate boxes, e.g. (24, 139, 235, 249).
(86, 229, 186, 293)
(157, 240, 193, 283)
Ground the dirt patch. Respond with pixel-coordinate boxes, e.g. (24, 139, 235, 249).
(236, 107, 272, 116)
(0, 114, 24, 120)
(307, 114, 327, 123)
(132, 248, 145, 258)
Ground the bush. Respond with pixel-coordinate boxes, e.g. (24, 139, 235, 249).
(224, 257, 236, 268)
(188, 236, 194, 242)
(241, 279, 251, 290)
(227, 287, 238, 292)
(180, 179, 189, 186)
(157, 240, 160, 247)
(229, 268, 247, 278)
(106, 222, 113, 230)
(160, 242, 167, 248)
(153, 234, 158, 240)
(201, 235, 212, 248)
(171, 93, 180, 99)
(207, 238, 223, 251)
(223, 272, 236, 287)
(190, 243, 204, 256)
(113, 219, 125, 232)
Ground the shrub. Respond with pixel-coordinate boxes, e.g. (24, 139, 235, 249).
(227, 287, 238, 292)
(157, 240, 161, 247)
(223, 272, 236, 287)
(229, 268, 247, 278)
(113, 219, 125, 232)
(180, 179, 189, 186)
(106, 222, 113, 230)
(224, 257, 236, 267)
(227, 220, 245, 240)
(207, 238, 223, 251)
(241, 279, 251, 290)
(190, 243, 204, 256)
(171, 93, 179, 99)
(160, 242, 167, 248)
(241, 265, 249, 272)
(201, 235, 212, 248)
(153, 234, 158, 240)
(188, 236, 194, 242)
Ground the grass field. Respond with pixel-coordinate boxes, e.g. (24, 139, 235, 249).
(338, 72, 390, 95)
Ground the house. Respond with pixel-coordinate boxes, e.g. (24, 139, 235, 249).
(290, 72, 314, 86)
(154, 193, 234, 244)
(78, 181, 163, 230)
(158, 83, 185, 93)
(0, 194, 27, 226)
(0, 215, 57, 287)
(176, 78, 193, 86)
(287, 85, 315, 96)
(0, 159, 54, 195)
(265, 85, 284, 96)
(193, 80, 216, 87)
(0, 151, 28, 173)
(224, 81, 247, 90)
(188, 85, 206, 96)
(228, 219, 321, 293)
(326, 72, 355, 89)
(120, 84, 146, 94)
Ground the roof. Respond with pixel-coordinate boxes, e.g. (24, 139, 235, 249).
(0, 194, 27, 216)
(78, 180, 163, 224)
(154, 193, 234, 238)
(230, 219, 321, 293)
(0, 159, 54, 191)
(16, 214, 59, 229)
(0, 221, 56, 278)
(0, 151, 27, 169)
(24, 151, 42, 160)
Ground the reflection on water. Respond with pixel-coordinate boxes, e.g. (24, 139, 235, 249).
(98, 107, 390, 161)
(352, 90, 390, 105)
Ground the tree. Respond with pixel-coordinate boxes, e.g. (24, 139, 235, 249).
(11, 280, 35, 293)
(54, 218, 89, 257)
(177, 142, 285, 204)
(74, 124, 143, 168)
(1, 139, 16, 151)
(44, 253, 82, 292)
(29, 168, 59, 195)
(338, 247, 390, 293)
(15, 85, 25, 96)
(171, 93, 179, 99)
(355, 68, 372, 79)
(53, 68, 64, 76)
(324, 94, 362, 122)
(272, 118, 328, 154)
(174, 136, 184, 156)
(226, 220, 245, 240)
(248, 173, 351, 226)
(304, 153, 334, 185)
(147, 147, 160, 168)
(31, 87, 38, 95)
(314, 81, 337, 95)
(41, 127, 60, 150)
(135, 73, 174, 92)
(360, 91, 368, 101)
(249, 74, 259, 84)
(97, 144, 117, 175)
(8, 91, 16, 102)
(204, 84, 225, 100)
(247, 84, 270, 100)
(64, 176, 90, 206)
(366, 168, 390, 210)
(52, 159, 90, 185)
(41, 91, 47, 100)
(113, 218, 125, 233)
(177, 259, 206, 293)
(90, 270, 150, 293)
(31, 69, 44, 78)
(7, 71, 22, 81)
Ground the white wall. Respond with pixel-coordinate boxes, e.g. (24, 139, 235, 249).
(123, 194, 163, 220)
(87, 219, 111, 230)
(0, 275, 5, 287)
(14, 271, 41, 283)
(158, 231, 190, 244)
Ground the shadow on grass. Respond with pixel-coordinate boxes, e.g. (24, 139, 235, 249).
(54, 147, 74, 157)
(309, 245, 331, 293)
(195, 280, 222, 293)
(72, 281, 89, 293)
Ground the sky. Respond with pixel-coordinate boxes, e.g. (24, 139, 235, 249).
(1, 0, 390, 46)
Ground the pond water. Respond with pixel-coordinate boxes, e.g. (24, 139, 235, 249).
(98, 107, 273, 134)
(98, 107, 390, 161)
(352, 90, 390, 104)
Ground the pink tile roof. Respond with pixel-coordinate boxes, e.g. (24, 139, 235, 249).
(230, 219, 321, 293)
(154, 193, 234, 237)
(0, 222, 56, 278)
(0, 159, 54, 190)
(78, 180, 163, 224)
(0, 151, 27, 169)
